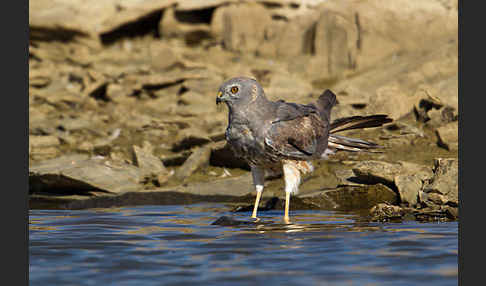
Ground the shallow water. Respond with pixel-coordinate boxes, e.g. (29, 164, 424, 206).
(29, 204, 458, 286)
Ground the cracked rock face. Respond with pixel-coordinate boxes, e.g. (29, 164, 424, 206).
(421, 158, 458, 206)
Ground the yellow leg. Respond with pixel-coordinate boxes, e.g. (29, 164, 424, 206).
(251, 189, 262, 218)
(284, 191, 291, 224)
(250, 166, 264, 219)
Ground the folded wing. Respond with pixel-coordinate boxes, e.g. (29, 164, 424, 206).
(264, 101, 328, 160)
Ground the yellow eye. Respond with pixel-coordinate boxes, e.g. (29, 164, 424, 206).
(231, 86, 239, 94)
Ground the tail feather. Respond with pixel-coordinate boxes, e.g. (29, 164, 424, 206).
(327, 134, 384, 154)
(324, 115, 392, 155)
(314, 90, 393, 156)
(330, 114, 392, 133)
(316, 89, 337, 122)
(329, 134, 382, 149)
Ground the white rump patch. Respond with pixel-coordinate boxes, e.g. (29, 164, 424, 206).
(283, 163, 301, 195)
(320, 148, 335, 159)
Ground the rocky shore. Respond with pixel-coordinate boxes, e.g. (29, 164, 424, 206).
(29, 0, 458, 222)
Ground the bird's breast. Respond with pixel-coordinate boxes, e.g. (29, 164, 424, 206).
(225, 124, 259, 147)
(225, 124, 269, 163)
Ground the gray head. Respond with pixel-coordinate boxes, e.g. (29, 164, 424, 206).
(216, 77, 267, 108)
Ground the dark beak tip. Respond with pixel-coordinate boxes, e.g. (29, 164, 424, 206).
(216, 91, 223, 104)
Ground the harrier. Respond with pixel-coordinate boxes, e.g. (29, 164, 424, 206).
(216, 77, 392, 222)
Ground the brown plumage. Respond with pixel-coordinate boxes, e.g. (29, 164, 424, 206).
(216, 77, 392, 222)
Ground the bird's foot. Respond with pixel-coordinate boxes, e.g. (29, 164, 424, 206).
(283, 216, 291, 224)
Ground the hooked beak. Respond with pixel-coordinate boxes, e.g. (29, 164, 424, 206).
(216, 91, 224, 104)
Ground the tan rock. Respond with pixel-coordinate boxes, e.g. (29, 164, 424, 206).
(435, 121, 458, 151)
(303, 183, 398, 211)
(174, 146, 212, 181)
(368, 84, 423, 120)
(330, 40, 457, 119)
(132, 141, 168, 177)
(313, 9, 358, 79)
(175, 0, 237, 11)
(352, 160, 433, 185)
(147, 41, 181, 71)
(159, 6, 212, 46)
(423, 158, 458, 205)
(317, 0, 457, 71)
(29, 154, 141, 195)
(369, 203, 406, 221)
(212, 2, 272, 55)
(276, 12, 320, 59)
(394, 174, 422, 207)
(29, 135, 61, 149)
(30, 0, 177, 45)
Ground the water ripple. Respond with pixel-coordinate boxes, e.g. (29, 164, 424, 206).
(30, 204, 458, 286)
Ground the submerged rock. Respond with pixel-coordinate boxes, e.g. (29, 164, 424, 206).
(211, 216, 255, 226)
(369, 203, 409, 222)
(369, 203, 458, 222)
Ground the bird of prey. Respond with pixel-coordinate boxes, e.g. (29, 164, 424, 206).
(216, 77, 392, 223)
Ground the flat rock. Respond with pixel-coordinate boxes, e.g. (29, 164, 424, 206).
(30, 0, 177, 45)
(132, 72, 204, 90)
(352, 160, 433, 187)
(301, 183, 398, 211)
(29, 135, 61, 149)
(29, 154, 141, 195)
(29, 172, 254, 209)
(177, 173, 252, 197)
(176, 0, 238, 11)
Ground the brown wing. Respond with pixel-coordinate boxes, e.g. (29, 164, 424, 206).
(272, 101, 319, 123)
(264, 112, 328, 160)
